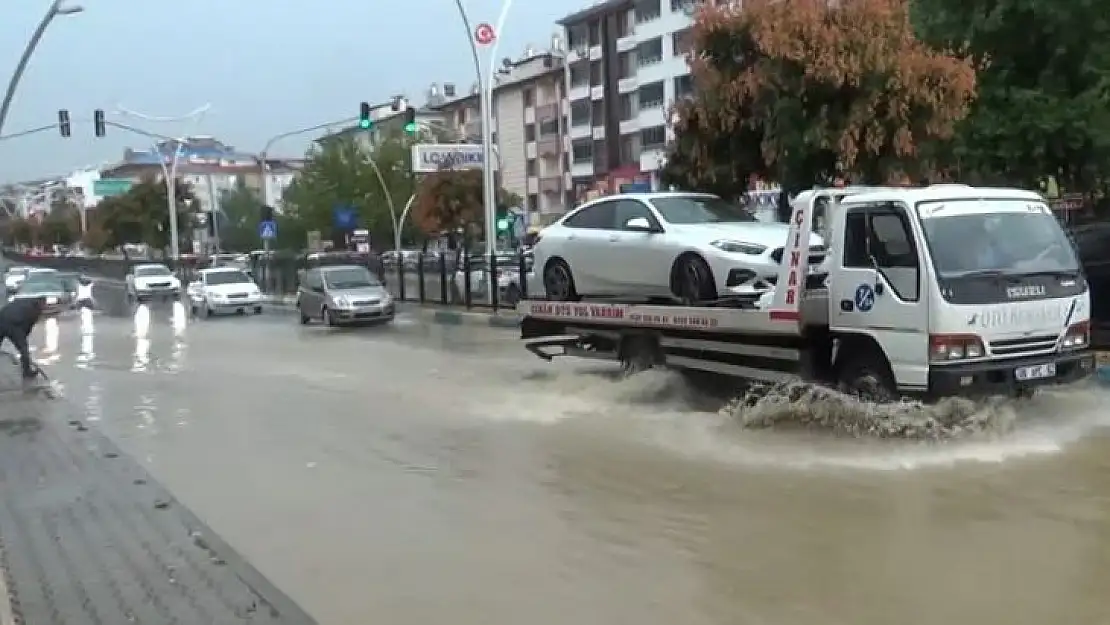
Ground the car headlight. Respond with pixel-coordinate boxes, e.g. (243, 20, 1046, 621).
(45, 296, 58, 304)
(710, 240, 767, 255)
(333, 295, 351, 307)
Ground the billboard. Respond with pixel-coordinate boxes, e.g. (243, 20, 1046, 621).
(411, 144, 497, 173)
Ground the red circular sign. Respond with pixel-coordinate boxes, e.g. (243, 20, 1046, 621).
(474, 22, 495, 45)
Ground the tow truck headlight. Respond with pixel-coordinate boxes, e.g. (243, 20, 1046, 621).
(1061, 321, 1089, 349)
(710, 240, 767, 255)
(930, 333, 985, 362)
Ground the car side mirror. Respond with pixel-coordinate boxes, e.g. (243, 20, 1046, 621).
(624, 217, 655, 232)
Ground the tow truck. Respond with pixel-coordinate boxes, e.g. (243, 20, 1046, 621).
(517, 185, 1095, 401)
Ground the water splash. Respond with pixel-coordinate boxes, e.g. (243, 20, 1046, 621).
(132, 337, 151, 372)
(80, 307, 94, 335)
(171, 301, 187, 335)
(133, 304, 150, 338)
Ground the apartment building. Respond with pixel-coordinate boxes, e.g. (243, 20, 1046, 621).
(559, 0, 708, 198)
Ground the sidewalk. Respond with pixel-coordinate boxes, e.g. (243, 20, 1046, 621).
(0, 364, 316, 624)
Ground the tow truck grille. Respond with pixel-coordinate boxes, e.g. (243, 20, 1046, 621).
(148, 281, 172, 288)
(771, 246, 825, 265)
(228, 292, 249, 298)
(989, 334, 1058, 356)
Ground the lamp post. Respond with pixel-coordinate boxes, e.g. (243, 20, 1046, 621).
(451, 0, 515, 296)
(0, 0, 83, 137)
(115, 105, 210, 260)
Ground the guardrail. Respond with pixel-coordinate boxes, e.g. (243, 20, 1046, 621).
(3, 247, 535, 314)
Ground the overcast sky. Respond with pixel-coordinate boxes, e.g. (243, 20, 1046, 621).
(0, 0, 584, 183)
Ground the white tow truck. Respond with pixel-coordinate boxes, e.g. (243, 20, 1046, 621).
(517, 185, 1095, 401)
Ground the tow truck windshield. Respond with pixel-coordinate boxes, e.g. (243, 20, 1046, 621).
(919, 199, 1082, 303)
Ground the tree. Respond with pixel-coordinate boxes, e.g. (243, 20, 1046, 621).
(94, 176, 195, 252)
(7, 217, 34, 247)
(662, 0, 978, 200)
(912, 0, 1110, 191)
(411, 168, 523, 241)
(215, 179, 263, 252)
(282, 131, 417, 250)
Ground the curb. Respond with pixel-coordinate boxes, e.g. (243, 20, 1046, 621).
(420, 308, 521, 328)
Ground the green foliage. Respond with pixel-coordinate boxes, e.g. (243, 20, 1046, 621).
(93, 176, 196, 252)
(412, 168, 522, 238)
(214, 179, 263, 252)
(282, 130, 419, 249)
(911, 0, 1110, 191)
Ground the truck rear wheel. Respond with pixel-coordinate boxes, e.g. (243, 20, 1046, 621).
(619, 334, 660, 374)
(836, 350, 898, 403)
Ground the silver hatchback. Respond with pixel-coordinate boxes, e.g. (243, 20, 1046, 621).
(297, 264, 395, 326)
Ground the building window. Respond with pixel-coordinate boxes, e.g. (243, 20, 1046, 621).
(589, 61, 602, 86)
(617, 12, 633, 38)
(589, 21, 601, 46)
(525, 124, 536, 141)
(591, 99, 604, 123)
(674, 74, 694, 99)
(570, 100, 590, 126)
(523, 88, 534, 106)
(637, 38, 663, 66)
(527, 159, 537, 176)
(620, 94, 635, 121)
(641, 125, 666, 148)
(635, 0, 661, 23)
(571, 138, 592, 163)
(672, 29, 693, 56)
(670, 0, 697, 12)
(539, 118, 559, 136)
(528, 194, 540, 211)
(570, 63, 589, 87)
(619, 135, 640, 165)
(491, 131, 498, 144)
(638, 81, 665, 109)
(618, 51, 635, 79)
(567, 24, 587, 50)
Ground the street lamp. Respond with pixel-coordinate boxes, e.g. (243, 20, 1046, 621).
(0, 1, 84, 137)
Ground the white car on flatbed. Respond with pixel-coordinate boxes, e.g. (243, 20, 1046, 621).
(186, 267, 263, 317)
(533, 191, 827, 304)
(518, 185, 1095, 401)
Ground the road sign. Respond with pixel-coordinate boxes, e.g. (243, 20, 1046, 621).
(259, 219, 277, 239)
(333, 205, 358, 230)
(475, 22, 495, 45)
(411, 144, 496, 173)
(93, 178, 132, 197)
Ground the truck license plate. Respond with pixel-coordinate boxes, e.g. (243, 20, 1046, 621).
(1015, 363, 1056, 381)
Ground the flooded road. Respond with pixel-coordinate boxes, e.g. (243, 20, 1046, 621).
(22, 300, 1110, 625)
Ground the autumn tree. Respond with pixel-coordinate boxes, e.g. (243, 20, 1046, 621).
(662, 0, 978, 200)
(95, 176, 195, 253)
(912, 0, 1110, 192)
(411, 168, 522, 243)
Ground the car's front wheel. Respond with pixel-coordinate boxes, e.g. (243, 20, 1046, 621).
(543, 259, 580, 301)
(671, 254, 718, 305)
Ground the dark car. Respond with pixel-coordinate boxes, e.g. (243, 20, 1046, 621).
(1069, 222, 1110, 346)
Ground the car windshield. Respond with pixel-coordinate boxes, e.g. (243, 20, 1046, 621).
(135, 265, 171, 277)
(649, 195, 756, 224)
(19, 279, 63, 294)
(324, 268, 380, 289)
(920, 200, 1079, 276)
(205, 270, 251, 285)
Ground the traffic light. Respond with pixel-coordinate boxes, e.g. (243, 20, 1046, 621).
(57, 110, 70, 137)
(403, 107, 417, 133)
(497, 218, 509, 231)
(93, 109, 105, 137)
(358, 101, 371, 129)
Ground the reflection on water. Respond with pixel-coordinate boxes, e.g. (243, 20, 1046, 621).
(76, 308, 94, 368)
(133, 394, 158, 435)
(132, 337, 151, 372)
(171, 301, 187, 335)
(84, 381, 102, 422)
(133, 304, 150, 338)
(40, 317, 59, 364)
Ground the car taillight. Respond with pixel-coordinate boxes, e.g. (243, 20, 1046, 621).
(930, 333, 985, 362)
(1061, 320, 1089, 349)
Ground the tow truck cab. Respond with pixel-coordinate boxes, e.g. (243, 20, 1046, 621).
(518, 185, 1094, 401)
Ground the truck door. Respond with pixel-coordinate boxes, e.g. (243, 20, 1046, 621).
(831, 201, 930, 390)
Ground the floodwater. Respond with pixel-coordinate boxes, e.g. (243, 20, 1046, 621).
(21, 297, 1110, 625)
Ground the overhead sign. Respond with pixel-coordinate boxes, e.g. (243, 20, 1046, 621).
(258, 219, 277, 239)
(93, 178, 133, 197)
(411, 144, 494, 173)
(475, 23, 495, 45)
(333, 204, 358, 230)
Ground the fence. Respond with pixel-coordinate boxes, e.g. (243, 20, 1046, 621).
(2, 246, 534, 314)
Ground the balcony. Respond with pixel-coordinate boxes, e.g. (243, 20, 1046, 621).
(567, 46, 588, 63)
(535, 103, 559, 120)
(570, 161, 594, 178)
(569, 123, 592, 139)
(589, 44, 603, 60)
(591, 85, 604, 100)
(569, 83, 590, 101)
(592, 126, 605, 140)
(539, 176, 562, 194)
(619, 118, 639, 135)
(537, 136, 561, 157)
(526, 142, 537, 159)
(524, 107, 535, 124)
(616, 32, 637, 52)
(637, 105, 666, 128)
(527, 177, 539, 194)
(618, 76, 638, 93)
(639, 147, 667, 172)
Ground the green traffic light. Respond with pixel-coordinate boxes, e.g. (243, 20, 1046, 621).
(403, 122, 416, 133)
(359, 118, 371, 129)
(496, 219, 509, 231)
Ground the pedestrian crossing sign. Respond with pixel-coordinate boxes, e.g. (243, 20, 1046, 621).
(259, 219, 277, 239)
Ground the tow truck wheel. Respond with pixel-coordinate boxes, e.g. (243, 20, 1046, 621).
(620, 335, 659, 375)
(836, 350, 897, 403)
(543, 259, 580, 301)
(672, 254, 717, 305)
